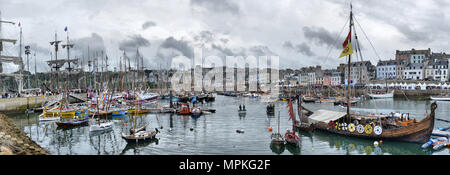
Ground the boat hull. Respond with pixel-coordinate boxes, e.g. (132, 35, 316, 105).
(430, 96, 450, 101)
(311, 103, 436, 143)
(368, 91, 394, 99)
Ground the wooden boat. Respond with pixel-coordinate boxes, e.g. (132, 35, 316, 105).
(271, 111, 285, 145)
(309, 4, 437, 144)
(295, 95, 314, 132)
(285, 98, 301, 146)
(55, 118, 90, 128)
(39, 116, 60, 122)
(43, 109, 76, 118)
(333, 99, 357, 106)
(128, 108, 149, 115)
(309, 102, 437, 143)
(121, 130, 158, 143)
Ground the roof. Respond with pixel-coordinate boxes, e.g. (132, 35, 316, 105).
(377, 60, 397, 66)
(308, 110, 347, 124)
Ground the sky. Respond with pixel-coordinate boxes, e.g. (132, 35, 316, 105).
(1, 0, 449, 73)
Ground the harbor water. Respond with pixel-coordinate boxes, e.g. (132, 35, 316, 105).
(8, 95, 450, 155)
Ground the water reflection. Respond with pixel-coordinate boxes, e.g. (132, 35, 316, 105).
(269, 142, 285, 155)
(6, 96, 450, 155)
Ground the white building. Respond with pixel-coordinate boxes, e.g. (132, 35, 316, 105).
(410, 53, 426, 64)
(376, 60, 397, 80)
(404, 63, 424, 80)
(331, 72, 342, 85)
(430, 59, 448, 82)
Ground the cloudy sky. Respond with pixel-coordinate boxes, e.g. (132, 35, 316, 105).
(1, 0, 449, 73)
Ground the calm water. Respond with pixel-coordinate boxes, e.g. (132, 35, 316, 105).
(9, 95, 450, 155)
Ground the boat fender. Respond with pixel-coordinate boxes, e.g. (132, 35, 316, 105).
(422, 140, 434, 149)
(364, 125, 373, 134)
(357, 124, 364, 134)
(374, 126, 383, 135)
(341, 123, 348, 131)
(374, 141, 379, 147)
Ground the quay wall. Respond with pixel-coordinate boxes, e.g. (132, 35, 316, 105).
(0, 113, 49, 155)
(0, 94, 87, 112)
(0, 96, 46, 112)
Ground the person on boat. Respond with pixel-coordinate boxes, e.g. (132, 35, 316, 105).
(239, 105, 242, 111)
(243, 105, 246, 111)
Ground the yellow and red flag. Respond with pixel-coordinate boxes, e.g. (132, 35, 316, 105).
(339, 29, 353, 58)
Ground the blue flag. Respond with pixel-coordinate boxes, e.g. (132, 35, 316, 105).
(191, 96, 197, 103)
(64, 26, 68, 32)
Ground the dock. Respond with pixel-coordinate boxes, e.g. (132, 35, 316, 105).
(432, 130, 450, 137)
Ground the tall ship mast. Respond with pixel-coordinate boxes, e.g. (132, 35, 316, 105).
(0, 11, 24, 93)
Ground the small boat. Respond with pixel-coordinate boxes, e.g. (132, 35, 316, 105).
(284, 130, 300, 146)
(89, 121, 114, 132)
(39, 116, 60, 122)
(271, 111, 285, 145)
(121, 130, 159, 143)
(43, 109, 76, 118)
(191, 108, 202, 117)
(266, 103, 275, 115)
(302, 96, 318, 103)
(55, 117, 90, 128)
(430, 94, 450, 101)
(128, 108, 149, 115)
(285, 98, 301, 146)
(178, 105, 191, 115)
(111, 110, 127, 116)
(368, 90, 394, 99)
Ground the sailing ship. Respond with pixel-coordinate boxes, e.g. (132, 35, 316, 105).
(307, 4, 437, 144)
(284, 97, 301, 146)
(271, 111, 285, 145)
(121, 93, 159, 143)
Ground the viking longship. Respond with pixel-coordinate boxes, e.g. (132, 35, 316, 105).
(307, 4, 437, 144)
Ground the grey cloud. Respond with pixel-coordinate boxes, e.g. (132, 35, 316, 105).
(303, 26, 340, 49)
(282, 41, 294, 49)
(72, 33, 106, 65)
(142, 21, 156, 30)
(296, 43, 315, 56)
(119, 34, 151, 51)
(190, 0, 240, 15)
(160, 36, 194, 58)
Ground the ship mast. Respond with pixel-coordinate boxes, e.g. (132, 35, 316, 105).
(346, 4, 353, 120)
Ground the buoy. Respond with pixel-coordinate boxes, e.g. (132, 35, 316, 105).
(268, 127, 273, 132)
(236, 129, 245, 134)
(312, 148, 315, 151)
(190, 127, 194, 131)
(160, 126, 164, 129)
(379, 140, 383, 144)
(374, 141, 379, 147)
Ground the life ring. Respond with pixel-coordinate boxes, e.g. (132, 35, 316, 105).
(348, 123, 356, 132)
(341, 123, 348, 131)
(374, 126, 383, 135)
(357, 124, 364, 133)
(364, 125, 373, 134)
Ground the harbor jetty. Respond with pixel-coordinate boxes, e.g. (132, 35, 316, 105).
(0, 113, 48, 155)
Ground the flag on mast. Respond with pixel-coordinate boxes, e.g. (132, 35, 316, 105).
(339, 29, 353, 58)
(64, 26, 68, 32)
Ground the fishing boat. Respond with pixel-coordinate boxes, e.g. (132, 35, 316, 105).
(178, 104, 191, 115)
(295, 94, 314, 132)
(38, 115, 60, 122)
(128, 108, 149, 115)
(55, 117, 90, 128)
(309, 4, 437, 144)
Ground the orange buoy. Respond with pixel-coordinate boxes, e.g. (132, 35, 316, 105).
(379, 140, 383, 144)
(268, 127, 273, 132)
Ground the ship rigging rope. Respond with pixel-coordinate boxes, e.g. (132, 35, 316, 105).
(353, 16, 382, 61)
(324, 15, 349, 64)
